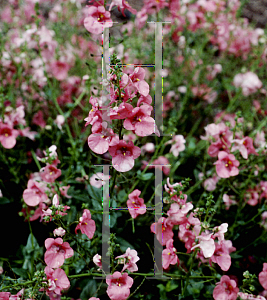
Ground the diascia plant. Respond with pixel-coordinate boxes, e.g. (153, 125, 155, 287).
(1, 0, 267, 299)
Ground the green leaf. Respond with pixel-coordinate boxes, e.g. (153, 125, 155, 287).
(137, 171, 154, 181)
(87, 184, 101, 200)
(0, 197, 11, 205)
(12, 268, 29, 279)
(116, 237, 135, 252)
(24, 233, 39, 254)
(80, 279, 97, 300)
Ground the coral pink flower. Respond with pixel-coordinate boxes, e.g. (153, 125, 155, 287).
(162, 239, 179, 269)
(126, 189, 146, 219)
(106, 272, 133, 300)
(53, 227, 66, 237)
(109, 140, 141, 172)
(90, 172, 110, 188)
(84, 5, 113, 35)
(129, 67, 149, 97)
(50, 61, 70, 81)
(231, 137, 258, 159)
(191, 231, 215, 258)
(32, 110, 46, 128)
(89, 298, 100, 300)
(123, 104, 155, 137)
(223, 194, 237, 210)
(40, 165, 62, 183)
(166, 202, 193, 226)
(238, 292, 265, 300)
(44, 238, 74, 268)
(214, 151, 239, 178)
(44, 266, 70, 296)
(0, 292, 11, 300)
(75, 209, 96, 239)
(109, 0, 137, 16)
(150, 217, 174, 246)
(0, 122, 19, 149)
(165, 134, 186, 157)
(233, 72, 262, 96)
(23, 179, 48, 206)
(259, 263, 267, 289)
(93, 254, 102, 271)
(59, 185, 71, 198)
(213, 275, 239, 300)
(115, 248, 140, 272)
(88, 122, 119, 154)
(209, 240, 235, 271)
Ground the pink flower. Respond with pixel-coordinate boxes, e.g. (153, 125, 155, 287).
(223, 194, 237, 210)
(238, 292, 265, 300)
(150, 217, 174, 246)
(203, 175, 220, 191)
(89, 298, 100, 300)
(166, 202, 193, 226)
(129, 67, 149, 96)
(53, 227, 66, 237)
(162, 239, 179, 269)
(32, 110, 46, 128)
(210, 240, 235, 271)
(115, 248, 140, 272)
(93, 254, 102, 271)
(259, 263, 267, 289)
(50, 61, 70, 81)
(123, 105, 155, 137)
(109, 140, 141, 172)
(44, 237, 74, 268)
(108, 0, 137, 16)
(191, 232, 215, 258)
(214, 151, 239, 178)
(126, 189, 146, 219)
(165, 134, 186, 157)
(59, 185, 71, 198)
(0, 122, 19, 149)
(84, 5, 113, 35)
(44, 266, 70, 295)
(0, 292, 11, 300)
(23, 179, 48, 207)
(106, 272, 133, 300)
(231, 137, 258, 159)
(75, 209, 96, 239)
(40, 165, 62, 183)
(213, 275, 239, 300)
(88, 122, 119, 154)
(233, 72, 262, 96)
(90, 172, 110, 188)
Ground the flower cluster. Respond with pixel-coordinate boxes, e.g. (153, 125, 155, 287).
(85, 58, 158, 172)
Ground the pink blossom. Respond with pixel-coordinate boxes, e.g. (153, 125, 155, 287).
(231, 137, 258, 159)
(244, 188, 260, 206)
(123, 105, 155, 137)
(32, 110, 46, 128)
(191, 231, 215, 258)
(53, 227, 66, 237)
(84, 5, 113, 35)
(203, 175, 220, 191)
(89, 298, 100, 300)
(165, 135, 186, 157)
(150, 217, 174, 246)
(115, 248, 140, 272)
(213, 275, 239, 300)
(40, 165, 61, 183)
(109, 140, 141, 172)
(213, 223, 228, 242)
(166, 202, 193, 226)
(93, 254, 102, 271)
(223, 194, 237, 210)
(23, 179, 48, 207)
(90, 172, 110, 188)
(54, 115, 65, 130)
(75, 209, 96, 239)
(50, 61, 70, 81)
(44, 237, 74, 268)
(214, 151, 239, 178)
(210, 240, 235, 271)
(106, 272, 133, 300)
(129, 67, 149, 96)
(144, 156, 170, 175)
(0, 122, 19, 149)
(233, 72, 262, 96)
(108, 0, 137, 16)
(44, 266, 70, 296)
(126, 189, 146, 219)
(0, 292, 11, 300)
(238, 292, 266, 300)
(88, 122, 119, 154)
(259, 263, 267, 289)
(59, 185, 71, 198)
(162, 239, 179, 269)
